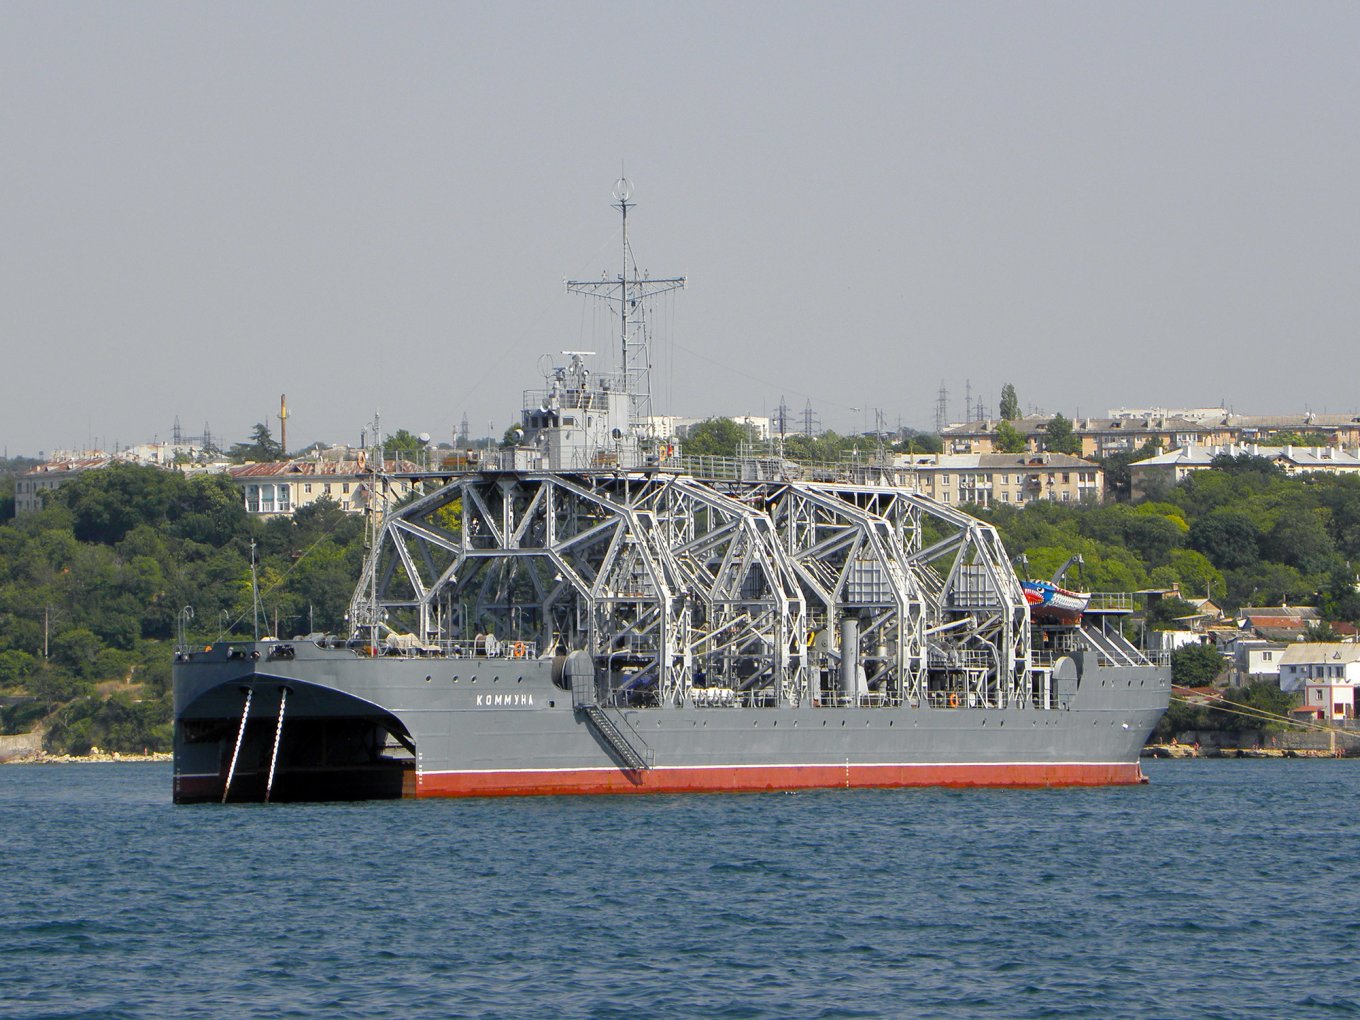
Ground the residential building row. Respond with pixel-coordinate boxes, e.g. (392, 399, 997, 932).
(891, 452, 1102, 507)
(14, 452, 419, 520)
(941, 410, 1360, 459)
(1129, 443, 1360, 498)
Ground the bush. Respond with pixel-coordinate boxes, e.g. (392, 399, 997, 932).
(0, 699, 47, 735)
(1171, 643, 1225, 687)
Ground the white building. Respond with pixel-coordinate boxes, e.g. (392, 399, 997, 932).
(1277, 643, 1360, 696)
(1226, 637, 1287, 686)
(1131, 444, 1360, 498)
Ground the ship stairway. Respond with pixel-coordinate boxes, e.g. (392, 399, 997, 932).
(1078, 625, 1148, 667)
(571, 669, 653, 770)
(582, 705, 655, 771)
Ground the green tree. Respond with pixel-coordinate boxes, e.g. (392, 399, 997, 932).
(227, 423, 283, 463)
(1099, 440, 1161, 502)
(1188, 510, 1262, 570)
(57, 462, 184, 545)
(892, 431, 942, 455)
(1263, 507, 1339, 575)
(1164, 549, 1225, 600)
(384, 429, 427, 459)
(0, 649, 35, 687)
(992, 421, 1027, 454)
(1257, 431, 1331, 447)
(1170, 642, 1225, 687)
(684, 418, 753, 457)
(51, 627, 103, 678)
(1041, 413, 1082, 456)
(1154, 698, 1210, 742)
(1304, 621, 1342, 642)
(1147, 596, 1201, 631)
(999, 383, 1020, 421)
(1207, 683, 1295, 734)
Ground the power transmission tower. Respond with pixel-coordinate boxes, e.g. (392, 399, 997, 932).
(935, 381, 949, 434)
(802, 399, 819, 437)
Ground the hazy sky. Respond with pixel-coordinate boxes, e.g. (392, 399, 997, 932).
(3, 2, 1358, 456)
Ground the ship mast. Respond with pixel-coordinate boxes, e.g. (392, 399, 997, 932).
(565, 178, 685, 422)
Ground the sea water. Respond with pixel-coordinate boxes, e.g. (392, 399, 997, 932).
(1, 760, 1358, 1019)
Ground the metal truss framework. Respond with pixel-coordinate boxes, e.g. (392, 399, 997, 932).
(351, 472, 1033, 708)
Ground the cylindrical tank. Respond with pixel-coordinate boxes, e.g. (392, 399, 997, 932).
(839, 615, 859, 701)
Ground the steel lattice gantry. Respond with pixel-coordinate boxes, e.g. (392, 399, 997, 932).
(350, 471, 1030, 709)
(351, 471, 807, 707)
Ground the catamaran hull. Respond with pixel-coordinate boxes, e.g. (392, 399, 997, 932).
(173, 643, 1167, 803)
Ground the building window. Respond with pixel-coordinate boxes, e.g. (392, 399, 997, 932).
(1262, 651, 1272, 661)
(1001, 492, 1009, 502)
(260, 483, 275, 513)
(343, 482, 351, 494)
(1061, 491, 1071, 501)
(942, 491, 950, 503)
(324, 483, 332, 495)
(304, 483, 313, 494)
(246, 484, 260, 513)
(278, 484, 291, 511)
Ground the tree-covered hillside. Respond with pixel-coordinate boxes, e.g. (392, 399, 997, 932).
(0, 464, 363, 753)
(978, 456, 1360, 620)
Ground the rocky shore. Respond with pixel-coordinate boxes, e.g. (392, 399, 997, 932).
(1142, 743, 1347, 759)
(1, 747, 172, 765)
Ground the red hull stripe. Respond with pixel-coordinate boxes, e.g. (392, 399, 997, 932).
(415, 761, 1144, 797)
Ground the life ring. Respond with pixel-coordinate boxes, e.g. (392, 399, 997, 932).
(357, 450, 367, 471)
(511, 641, 526, 659)
(948, 692, 959, 708)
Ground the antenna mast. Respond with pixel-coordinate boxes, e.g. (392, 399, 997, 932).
(565, 178, 685, 421)
(278, 394, 289, 458)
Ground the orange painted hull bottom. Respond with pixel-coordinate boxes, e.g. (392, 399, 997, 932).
(416, 761, 1146, 797)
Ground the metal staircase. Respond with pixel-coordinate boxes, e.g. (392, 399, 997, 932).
(571, 667, 654, 770)
(583, 705, 654, 771)
(1079, 625, 1148, 666)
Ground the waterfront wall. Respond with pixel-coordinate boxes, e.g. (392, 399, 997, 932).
(0, 731, 43, 762)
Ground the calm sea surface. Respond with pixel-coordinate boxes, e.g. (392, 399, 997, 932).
(2, 761, 1359, 1020)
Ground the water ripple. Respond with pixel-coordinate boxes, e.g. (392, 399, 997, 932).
(2, 761, 1360, 1018)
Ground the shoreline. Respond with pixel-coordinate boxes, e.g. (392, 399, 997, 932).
(1142, 744, 1348, 759)
(0, 750, 172, 765)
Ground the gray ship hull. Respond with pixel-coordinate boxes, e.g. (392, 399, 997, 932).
(173, 640, 1168, 802)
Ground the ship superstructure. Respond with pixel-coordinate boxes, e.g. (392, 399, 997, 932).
(172, 182, 1169, 802)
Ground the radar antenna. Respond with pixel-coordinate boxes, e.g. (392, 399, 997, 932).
(565, 178, 685, 421)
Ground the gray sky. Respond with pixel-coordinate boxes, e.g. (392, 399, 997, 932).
(3, 2, 1358, 456)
